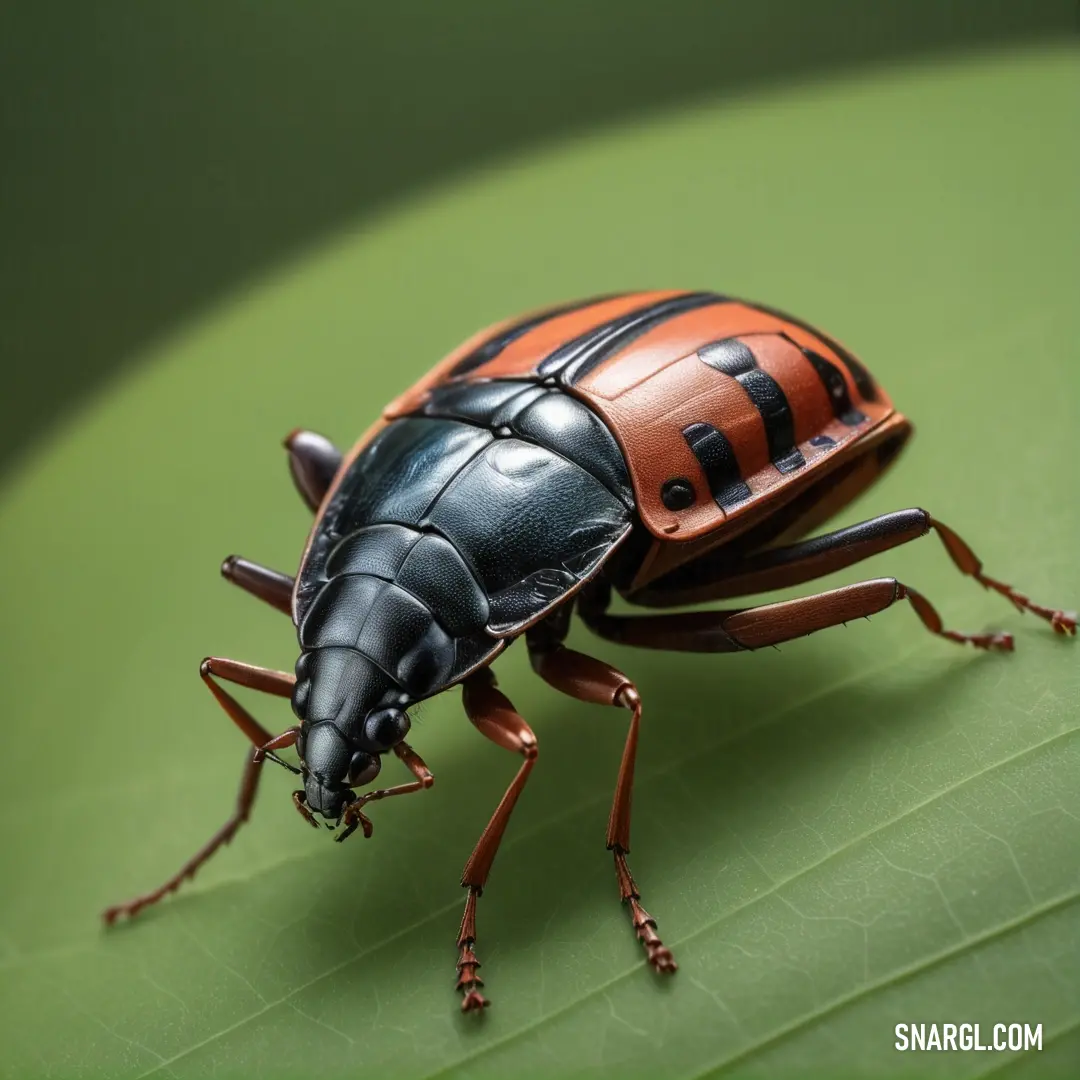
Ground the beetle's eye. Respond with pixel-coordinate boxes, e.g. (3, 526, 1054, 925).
(291, 678, 311, 720)
(348, 751, 381, 787)
(362, 707, 411, 752)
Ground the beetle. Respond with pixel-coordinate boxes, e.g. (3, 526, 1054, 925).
(104, 290, 1075, 1012)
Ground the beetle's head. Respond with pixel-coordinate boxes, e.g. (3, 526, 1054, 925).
(295, 707, 411, 822)
(289, 648, 412, 829)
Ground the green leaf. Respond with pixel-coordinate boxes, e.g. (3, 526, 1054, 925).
(1, 45, 1077, 1079)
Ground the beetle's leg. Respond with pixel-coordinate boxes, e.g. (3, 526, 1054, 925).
(631, 508, 933, 605)
(584, 577, 1015, 653)
(456, 668, 540, 1013)
(928, 518, 1076, 636)
(292, 789, 321, 829)
(526, 625, 677, 976)
(336, 743, 434, 842)
(632, 507, 1075, 636)
(285, 428, 343, 512)
(220, 555, 295, 616)
(102, 658, 297, 924)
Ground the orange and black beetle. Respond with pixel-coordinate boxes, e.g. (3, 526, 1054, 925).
(105, 290, 1075, 1012)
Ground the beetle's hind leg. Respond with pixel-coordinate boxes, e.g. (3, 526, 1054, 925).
(632, 507, 1075, 639)
(285, 429, 342, 512)
(929, 518, 1076, 636)
(583, 577, 1017, 654)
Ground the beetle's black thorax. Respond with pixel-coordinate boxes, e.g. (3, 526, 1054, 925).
(291, 379, 635, 736)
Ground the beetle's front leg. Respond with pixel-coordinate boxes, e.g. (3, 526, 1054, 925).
(336, 805, 374, 843)
(335, 743, 434, 843)
(291, 790, 321, 830)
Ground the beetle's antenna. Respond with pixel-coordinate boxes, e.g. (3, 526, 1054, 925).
(263, 750, 301, 775)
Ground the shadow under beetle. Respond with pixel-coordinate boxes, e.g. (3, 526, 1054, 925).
(104, 290, 1076, 1012)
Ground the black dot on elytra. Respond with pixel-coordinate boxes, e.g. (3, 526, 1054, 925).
(661, 477, 696, 510)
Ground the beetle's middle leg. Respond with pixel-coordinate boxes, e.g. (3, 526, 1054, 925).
(456, 668, 540, 1012)
(526, 618, 677, 976)
(221, 555, 295, 615)
(216, 427, 345, 613)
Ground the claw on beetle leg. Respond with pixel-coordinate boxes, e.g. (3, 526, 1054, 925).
(331, 745, 435, 843)
(335, 800, 373, 843)
(456, 887, 490, 1013)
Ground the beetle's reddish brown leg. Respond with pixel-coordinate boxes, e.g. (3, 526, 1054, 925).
(102, 658, 297, 924)
(929, 518, 1076, 636)
(632, 508, 1075, 638)
(456, 668, 540, 1013)
(584, 577, 1015, 655)
(285, 429, 342, 512)
(526, 627, 677, 976)
(336, 743, 434, 843)
(220, 556, 295, 616)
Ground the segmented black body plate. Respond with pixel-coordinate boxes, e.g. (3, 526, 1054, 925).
(294, 382, 634, 706)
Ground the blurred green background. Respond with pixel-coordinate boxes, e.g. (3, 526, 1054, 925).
(1, 5, 1078, 1080)
(0, 0, 1076, 476)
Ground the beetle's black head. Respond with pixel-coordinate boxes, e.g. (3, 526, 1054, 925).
(290, 648, 412, 824)
(296, 707, 411, 820)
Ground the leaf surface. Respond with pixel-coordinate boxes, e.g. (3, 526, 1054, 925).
(0, 46, 1077, 1080)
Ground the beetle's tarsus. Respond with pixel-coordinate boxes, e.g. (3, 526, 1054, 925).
(953, 630, 1014, 652)
(292, 790, 321, 829)
(972, 570, 1076, 637)
(612, 849, 678, 975)
(460, 988, 490, 1013)
(627, 895, 678, 974)
(335, 804, 373, 842)
(456, 941, 489, 1012)
(455, 887, 490, 1013)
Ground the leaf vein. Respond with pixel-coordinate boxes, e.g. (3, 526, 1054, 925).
(687, 889, 1080, 1080)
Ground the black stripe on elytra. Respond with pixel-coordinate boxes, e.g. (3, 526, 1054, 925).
(448, 295, 622, 377)
(779, 332, 865, 426)
(742, 299, 879, 402)
(682, 422, 752, 511)
(697, 338, 806, 474)
(537, 292, 728, 385)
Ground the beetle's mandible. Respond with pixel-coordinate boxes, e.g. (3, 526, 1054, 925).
(104, 290, 1076, 1012)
